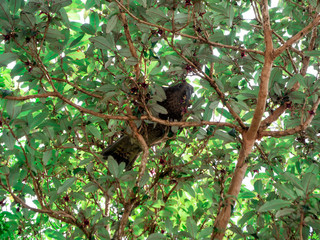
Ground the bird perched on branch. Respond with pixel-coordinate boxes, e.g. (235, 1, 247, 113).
(102, 81, 193, 170)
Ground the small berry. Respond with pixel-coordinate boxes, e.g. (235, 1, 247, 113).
(185, 0, 192, 7)
(83, 219, 90, 227)
(130, 87, 139, 94)
(308, 110, 315, 115)
(160, 157, 166, 166)
(185, 65, 192, 71)
(285, 102, 292, 109)
(63, 195, 70, 202)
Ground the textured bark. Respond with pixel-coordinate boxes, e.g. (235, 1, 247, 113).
(211, 1, 274, 238)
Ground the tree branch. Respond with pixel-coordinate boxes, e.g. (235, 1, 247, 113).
(212, 0, 274, 238)
(273, 14, 320, 58)
(117, 0, 140, 78)
(114, 0, 264, 55)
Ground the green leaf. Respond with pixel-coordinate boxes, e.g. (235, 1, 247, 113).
(239, 191, 256, 199)
(59, 8, 70, 27)
(86, 124, 101, 140)
(0, 166, 10, 174)
(184, 184, 195, 198)
(216, 108, 233, 120)
(254, 180, 263, 195)
(259, 199, 291, 212)
(273, 82, 282, 96)
(106, 15, 118, 33)
(301, 172, 318, 193)
(90, 36, 113, 50)
(57, 177, 76, 195)
(108, 157, 119, 178)
(287, 74, 303, 90)
(85, 0, 96, 9)
(0, 89, 13, 97)
(165, 55, 182, 65)
(199, 227, 213, 238)
(0, 1, 11, 22)
(9, 167, 19, 187)
(273, 183, 296, 200)
(46, 28, 66, 40)
(44, 229, 66, 240)
(9, 0, 23, 14)
(20, 11, 36, 26)
(42, 150, 52, 166)
(269, 68, 282, 86)
(203, 102, 213, 121)
(238, 211, 255, 226)
(83, 182, 99, 193)
(165, 218, 173, 233)
(0, 53, 18, 67)
(275, 208, 295, 218)
(149, 103, 168, 115)
(147, 233, 166, 240)
(146, 8, 167, 23)
(70, 34, 85, 48)
(125, 57, 139, 66)
(81, 23, 96, 35)
(2, 130, 15, 150)
(10, 62, 25, 77)
(304, 50, 320, 56)
(29, 110, 49, 129)
(282, 172, 304, 190)
(186, 217, 197, 238)
(227, 4, 234, 27)
(214, 130, 235, 143)
(51, 0, 72, 11)
(6, 100, 21, 119)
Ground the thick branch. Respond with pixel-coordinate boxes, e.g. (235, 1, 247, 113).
(2, 93, 240, 130)
(118, 0, 140, 78)
(273, 14, 320, 57)
(247, 0, 274, 141)
(260, 26, 318, 131)
(163, 37, 246, 129)
(260, 96, 320, 138)
(212, 1, 274, 238)
(114, 0, 264, 56)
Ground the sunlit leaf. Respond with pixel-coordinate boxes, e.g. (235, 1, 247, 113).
(57, 177, 76, 195)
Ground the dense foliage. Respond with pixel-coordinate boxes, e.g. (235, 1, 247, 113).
(1, 0, 320, 239)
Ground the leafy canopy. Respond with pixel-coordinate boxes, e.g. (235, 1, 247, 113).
(0, 0, 320, 239)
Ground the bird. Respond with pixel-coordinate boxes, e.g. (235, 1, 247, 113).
(102, 81, 193, 170)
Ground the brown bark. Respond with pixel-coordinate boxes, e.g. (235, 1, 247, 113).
(211, 4, 320, 240)
(211, 0, 274, 238)
(118, 0, 140, 78)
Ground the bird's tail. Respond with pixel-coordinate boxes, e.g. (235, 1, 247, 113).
(102, 123, 168, 170)
(102, 135, 142, 170)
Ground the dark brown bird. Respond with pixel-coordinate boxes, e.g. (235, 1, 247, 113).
(102, 82, 193, 169)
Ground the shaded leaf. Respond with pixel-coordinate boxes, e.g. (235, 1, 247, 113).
(147, 233, 166, 240)
(106, 15, 118, 33)
(0, 53, 18, 67)
(81, 23, 96, 35)
(275, 208, 295, 218)
(108, 157, 119, 178)
(186, 217, 197, 238)
(57, 177, 76, 195)
(259, 199, 291, 212)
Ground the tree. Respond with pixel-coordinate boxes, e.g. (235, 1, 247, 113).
(1, 0, 320, 239)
